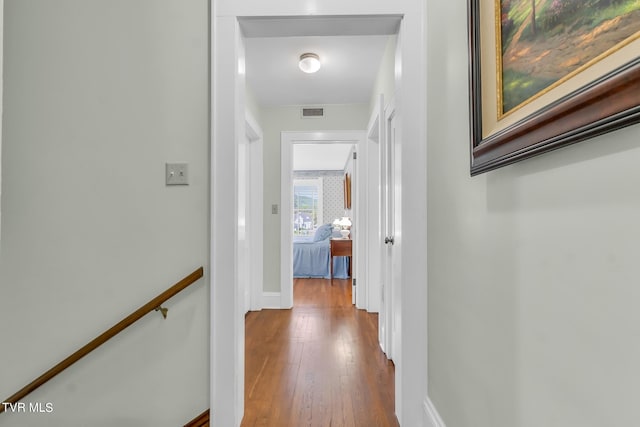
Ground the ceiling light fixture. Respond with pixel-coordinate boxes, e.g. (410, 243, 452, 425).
(298, 53, 321, 74)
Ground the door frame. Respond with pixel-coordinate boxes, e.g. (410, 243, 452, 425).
(367, 95, 385, 346)
(211, 4, 428, 426)
(280, 131, 365, 309)
(245, 112, 264, 311)
(383, 98, 399, 362)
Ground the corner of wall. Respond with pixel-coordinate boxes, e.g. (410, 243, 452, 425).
(368, 34, 397, 117)
(423, 396, 447, 427)
(245, 83, 263, 126)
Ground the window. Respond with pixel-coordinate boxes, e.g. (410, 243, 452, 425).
(293, 178, 323, 236)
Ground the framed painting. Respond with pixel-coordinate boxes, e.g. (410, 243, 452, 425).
(468, 0, 640, 175)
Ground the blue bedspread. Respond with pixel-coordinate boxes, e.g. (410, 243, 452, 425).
(293, 236, 350, 279)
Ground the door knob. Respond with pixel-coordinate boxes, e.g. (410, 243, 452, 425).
(384, 236, 394, 245)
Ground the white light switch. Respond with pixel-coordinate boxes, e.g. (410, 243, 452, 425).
(166, 163, 189, 185)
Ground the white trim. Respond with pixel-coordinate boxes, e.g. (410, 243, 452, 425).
(381, 97, 396, 363)
(262, 292, 283, 309)
(281, 131, 366, 310)
(423, 396, 447, 427)
(395, 10, 429, 424)
(0, 0, 4, 240)
(213, 5, 428, 426)
(366, 95, 383, 317)
(211, 14, 245, 427)
(245, 112, 261, 142)
(280, 135, 294, 309)
(352, 143, 366, 309)
(246, 111, 264, 312)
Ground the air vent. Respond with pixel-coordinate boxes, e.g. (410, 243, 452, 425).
(301, 107, 324, 118)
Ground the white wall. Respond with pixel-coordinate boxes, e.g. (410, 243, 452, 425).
(0, 1, 209, 425)
(245, 85, 262, 125)
(262, 104, 369, 292)
(426, 0, 640, 426)
(368, 35, 397, 117)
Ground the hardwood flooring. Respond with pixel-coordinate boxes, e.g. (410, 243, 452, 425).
(242, 278, 398, 427)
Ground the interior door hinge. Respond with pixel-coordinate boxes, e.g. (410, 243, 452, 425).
(353, 152, 357, 160)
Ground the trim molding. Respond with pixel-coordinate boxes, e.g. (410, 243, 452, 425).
(262, 292, 282, 309)
(280, 131, 367, 311)
(245, 111, 264, 312)
(423, 396, 446, 427)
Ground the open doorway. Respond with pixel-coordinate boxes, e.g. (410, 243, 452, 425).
(282, 136, 362, 307)
(212, 7, 428, 426)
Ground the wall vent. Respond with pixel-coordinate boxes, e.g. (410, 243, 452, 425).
(301, 107, 324, 118)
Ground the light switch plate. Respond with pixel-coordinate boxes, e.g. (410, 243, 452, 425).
(166, 163, 189, 185)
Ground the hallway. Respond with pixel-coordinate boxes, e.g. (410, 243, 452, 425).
(242, 278, 398, 426)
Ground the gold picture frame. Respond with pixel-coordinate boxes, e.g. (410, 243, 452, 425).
(344, 173, 351, 210)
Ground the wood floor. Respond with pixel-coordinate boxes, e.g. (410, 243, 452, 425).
(241, 278, 398, 427)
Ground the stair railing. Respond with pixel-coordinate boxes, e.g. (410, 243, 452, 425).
(0, 266, 205, 414)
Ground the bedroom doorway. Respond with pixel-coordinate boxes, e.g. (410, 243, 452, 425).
(280, 131, 366, 309)
(292, 144, 352, 304)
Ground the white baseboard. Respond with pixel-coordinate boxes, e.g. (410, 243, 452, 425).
(262, 292, 282, 309)
(424, 396, 446, 427)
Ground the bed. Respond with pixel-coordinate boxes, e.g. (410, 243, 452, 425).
(293, 225, 350, 279)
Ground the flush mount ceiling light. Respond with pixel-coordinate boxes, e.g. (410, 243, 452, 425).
(298, 53, 321, 74)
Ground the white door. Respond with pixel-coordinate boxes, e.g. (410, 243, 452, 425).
(381, 102, 398, 360)
(389, 108, 402, 366)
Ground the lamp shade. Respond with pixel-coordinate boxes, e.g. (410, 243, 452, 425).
(338, 217, 351, 228)
(299, 53, 321, 73)
(338, 217, 351, 238)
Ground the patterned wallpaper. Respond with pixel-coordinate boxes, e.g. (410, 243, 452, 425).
(322, 175, 345, 224)
(294, 171, 344, 225)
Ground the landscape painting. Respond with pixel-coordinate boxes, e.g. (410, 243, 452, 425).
(499, 0, 640, 114)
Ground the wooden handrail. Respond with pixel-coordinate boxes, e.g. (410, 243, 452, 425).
(1, 267, 204, 413)
(184, 409, 210, 427)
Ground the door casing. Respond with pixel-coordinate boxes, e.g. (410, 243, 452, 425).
(211, 4, 428, 426)
(280, 131, 365, 309)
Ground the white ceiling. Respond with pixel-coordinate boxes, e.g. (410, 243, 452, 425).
(241, 15, 400, 106)
(245, 35, 391, 106)
(293, 143, 353, 171)
(242, 17, 398, 169)
(239, 15, 401, 38)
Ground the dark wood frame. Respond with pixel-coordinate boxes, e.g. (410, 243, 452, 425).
(468, 0, 640, 175)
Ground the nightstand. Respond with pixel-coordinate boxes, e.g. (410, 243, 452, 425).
(330, 238, 352, 281)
